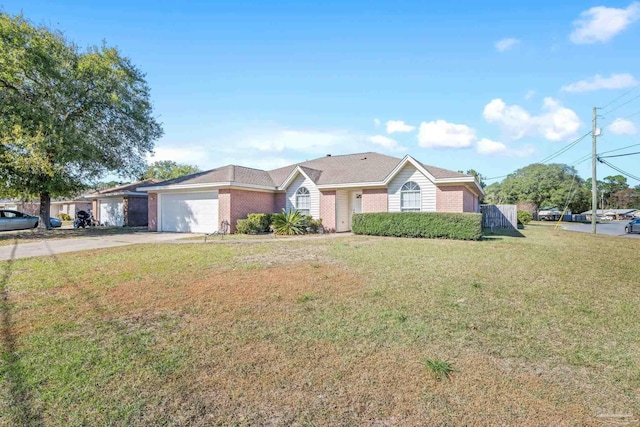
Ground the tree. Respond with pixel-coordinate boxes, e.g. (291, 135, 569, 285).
(0, 13, 162, 228)
(483, 163, 589, 212)
(142, 160, 200, 181)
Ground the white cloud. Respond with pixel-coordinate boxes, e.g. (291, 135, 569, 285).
(483, 97, 581, 141)
(374, 118, 381, 127)
(148, 146, 210, 166)
(609, 118, 637, 135)
(369, 135, 405, 151)
(248, 129, 354, 153)
(570, 2, 640, 44)
(476, 138, 535, 157)
(385, 120, 415, 134)
(418, 120, 477, 149)
(561, 73, 638, 92)
(525, 90, 536, 100)
(495, 37, 521, 52)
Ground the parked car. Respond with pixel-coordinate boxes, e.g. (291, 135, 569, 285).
(0, 210, 62, 231)
(0, 209, 38, 231)
(625, 218, 640, 234)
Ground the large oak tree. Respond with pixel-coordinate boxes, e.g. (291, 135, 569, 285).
(0, 13, 162, 228)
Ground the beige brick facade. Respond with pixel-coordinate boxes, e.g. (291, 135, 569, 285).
(362, 188, 388, 213)
(319, 190, 336, 232)
(220, 189, 279, 233)
(436, 185, 479, 212)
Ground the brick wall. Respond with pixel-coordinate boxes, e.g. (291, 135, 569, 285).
(435, 186, 464, 212)
(125, 196, 149, 227)
(219, 189, 277, 233)
(362, 188, 388, 213)
(147, 193, 158, 231)
(319, 190, 336, 232)
(462, 189, 478, 213)
(274, 192, 287, 212)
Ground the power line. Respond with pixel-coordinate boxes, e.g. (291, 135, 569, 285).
(600, 93, 640, 116)
(597, 157, 640, 181)
(602, 109, 640, 129)
(600, 83, 640, 110)
(484, 131, 592, 181)
(599, 142, 640, 155)
(598, 150, 640, 159)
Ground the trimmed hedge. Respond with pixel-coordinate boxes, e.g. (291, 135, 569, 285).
(351, 212, 483, 240)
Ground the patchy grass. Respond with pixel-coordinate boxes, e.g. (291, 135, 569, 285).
(0, 226, 150, 246)
(1, 224, 639, 425)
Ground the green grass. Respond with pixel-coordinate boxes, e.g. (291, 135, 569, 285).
(1, 223, 639, 425)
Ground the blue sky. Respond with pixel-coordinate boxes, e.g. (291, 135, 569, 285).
(4, 0, 640, 185)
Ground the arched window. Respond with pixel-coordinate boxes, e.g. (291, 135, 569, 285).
(401, 181, 421, 212)
(295, 187, 310, 215)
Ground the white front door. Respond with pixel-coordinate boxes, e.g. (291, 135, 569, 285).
(348, 191, 362, 230)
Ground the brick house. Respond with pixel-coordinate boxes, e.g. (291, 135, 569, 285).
(89, 180, 157, 227)
(138, 152, 483, 233)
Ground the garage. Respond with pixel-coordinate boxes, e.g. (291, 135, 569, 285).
(159, 191, 218, 233)
(99, 198, 124, 226)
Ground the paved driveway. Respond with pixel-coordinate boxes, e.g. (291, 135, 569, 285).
(562, 220, 640, 238)
(0, 232, 192, 261)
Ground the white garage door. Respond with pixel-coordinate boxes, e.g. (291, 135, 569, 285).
(160, 191, 218, 233)
(99, 199, 124, 226)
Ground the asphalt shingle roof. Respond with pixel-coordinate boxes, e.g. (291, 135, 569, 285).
(140, 152, 474, 188)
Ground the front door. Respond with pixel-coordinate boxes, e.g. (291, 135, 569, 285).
(349, 191, 362, 230)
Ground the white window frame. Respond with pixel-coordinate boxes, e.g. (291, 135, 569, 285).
(401, 181, 421, 212)
(295, 187, 311, 215)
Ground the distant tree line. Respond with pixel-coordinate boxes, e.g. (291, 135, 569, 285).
(480, 163, 640, 212)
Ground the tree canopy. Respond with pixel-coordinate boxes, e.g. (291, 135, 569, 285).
(484, 163, 591, 212)
(0, 13, 162, 227)
(142, 160, 200, 181)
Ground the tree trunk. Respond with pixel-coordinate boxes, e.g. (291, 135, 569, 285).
(39, 192, 51, 230)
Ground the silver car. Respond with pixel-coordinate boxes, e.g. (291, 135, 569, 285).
(625, 218, 640, 234)
(0, 210, 39, 231)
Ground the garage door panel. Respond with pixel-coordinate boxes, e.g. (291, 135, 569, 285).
(160, 192, 218, 233)
(99, 199, 124, 226)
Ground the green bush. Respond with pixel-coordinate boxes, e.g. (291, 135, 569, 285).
(517, 211, 533, 225)
(57, 213, 72, 221)
(351, 212, 483, 240)
(303, 215, 324, 233)
(236, 213, 272, 234)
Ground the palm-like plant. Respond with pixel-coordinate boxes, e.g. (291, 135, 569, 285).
(272, 208, 306, 235)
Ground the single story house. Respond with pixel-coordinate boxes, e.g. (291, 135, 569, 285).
(0, 199, 39, 216)
(138, 152, 483, 233)
(90, 180, 157, 226)
(50, 199, 92, 218)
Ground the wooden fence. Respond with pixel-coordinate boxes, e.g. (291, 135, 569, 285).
(481, 204, 518, 229)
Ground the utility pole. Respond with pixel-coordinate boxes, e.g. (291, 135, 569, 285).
(591, 107, 598, 234)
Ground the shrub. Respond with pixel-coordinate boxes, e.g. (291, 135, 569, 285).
(351, 212, 482, 240)
(424, 358, 454, 380)
(272, 209, 306, 235)
(236, 213, 272, 234)
(302, 215, 324, 233)
(517, 210, 533, 225)
(57, 213, 72, 221)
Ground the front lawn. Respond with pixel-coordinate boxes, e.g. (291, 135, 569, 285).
(1, 224, 638, 425)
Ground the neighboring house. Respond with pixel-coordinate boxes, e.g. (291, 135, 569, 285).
(50, 199, 92, 218)
(0, 199, 39, 216)
(89, 180, 157, 226)
(138, 152, 483, 233)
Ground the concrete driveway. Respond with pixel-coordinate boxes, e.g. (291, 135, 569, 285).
(562, 220, 640, 238)
(0, 232, 193, 261)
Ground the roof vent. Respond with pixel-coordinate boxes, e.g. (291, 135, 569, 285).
(361, 157, 367, 160)
(326, 154, 331, 157)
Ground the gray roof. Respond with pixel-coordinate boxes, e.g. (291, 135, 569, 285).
(141, 152, 475, 189)
(89, 179, 159, 197)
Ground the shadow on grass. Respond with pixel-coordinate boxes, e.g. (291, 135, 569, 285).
(482, 227, 525, 240)
(0, 240, 44, 426)
(0, 226, 149, 246)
